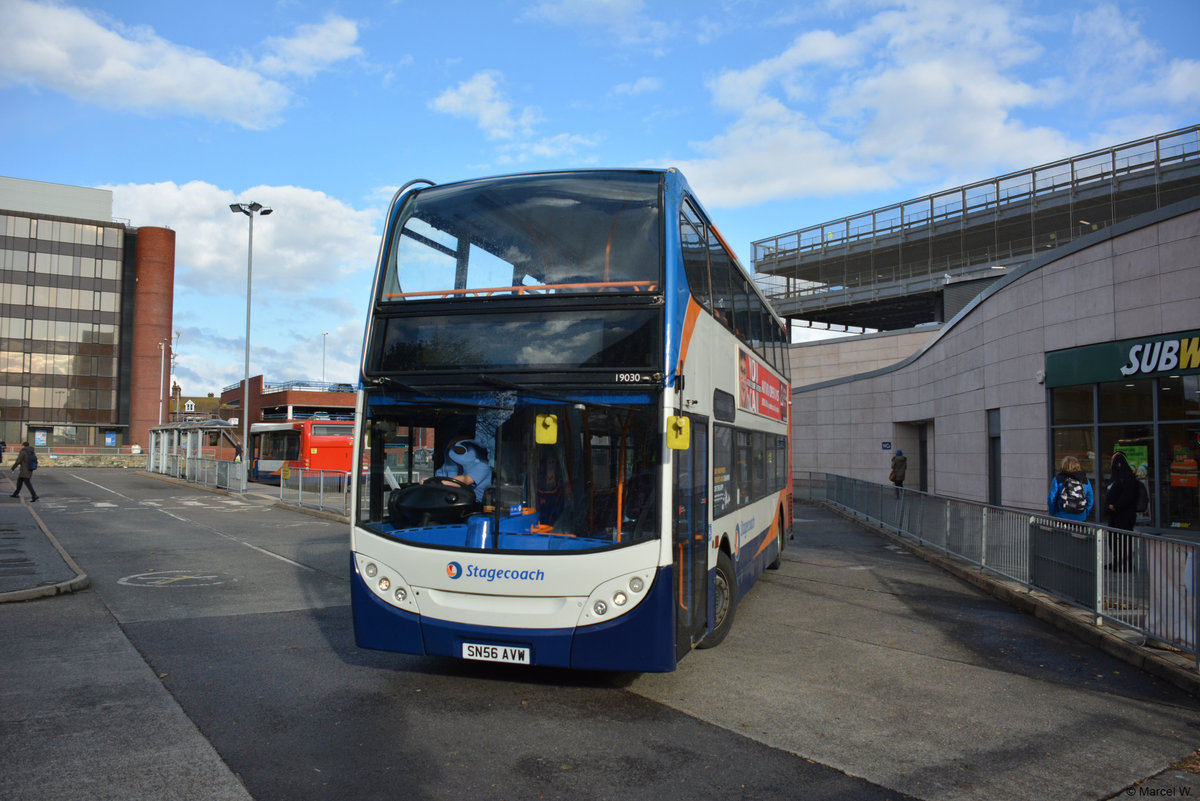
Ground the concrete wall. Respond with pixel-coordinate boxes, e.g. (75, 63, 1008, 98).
(32, 454, 148, 469)
(789, 327, 939, 386)
(791, 202, 1200, 512)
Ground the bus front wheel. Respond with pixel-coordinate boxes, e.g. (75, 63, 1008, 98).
(767, 507, 785, 570)
(698, 551, 737, 649)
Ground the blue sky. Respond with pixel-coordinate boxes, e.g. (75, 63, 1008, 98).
(1, 0, 1197, 395)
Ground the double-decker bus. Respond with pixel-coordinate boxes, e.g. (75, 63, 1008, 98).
(351, 169, 791, 671)
(250, 420, 354, 483)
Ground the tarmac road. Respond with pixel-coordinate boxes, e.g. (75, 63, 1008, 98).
(2, 468, 1199, 800)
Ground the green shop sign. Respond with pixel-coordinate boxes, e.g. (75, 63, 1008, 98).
(1045, 329, 1200, 388)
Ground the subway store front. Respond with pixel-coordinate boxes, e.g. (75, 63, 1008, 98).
(1047, 330, 1200, 535)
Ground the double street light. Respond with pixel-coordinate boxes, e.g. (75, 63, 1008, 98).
(229, 201, 273, 491)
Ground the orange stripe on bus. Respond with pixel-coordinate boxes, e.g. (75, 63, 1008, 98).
(676, 298, 704, 376)
(752, 501, 783, 559)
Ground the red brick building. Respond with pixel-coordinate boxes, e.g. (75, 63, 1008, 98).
(219, 376, 357, 427)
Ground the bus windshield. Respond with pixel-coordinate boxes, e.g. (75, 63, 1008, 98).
(359, 392, 660, 554)
(380, 172, 662, 300)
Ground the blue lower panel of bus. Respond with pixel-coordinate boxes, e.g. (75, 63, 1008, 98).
(351, 561, 677, 672)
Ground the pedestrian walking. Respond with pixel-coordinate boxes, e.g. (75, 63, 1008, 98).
(1047, 455, 1093, 521)
(10, 441, 39, 502)
(889, 449, 907, 498)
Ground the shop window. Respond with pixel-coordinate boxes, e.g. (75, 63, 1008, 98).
(1051, 384, 1093, 425)
(1100, 425, 1154, 526)
(1160, 423, 1200, 531)
(1158, 375, 1200, 421)
(1098, 379, 1153, 423)
(1053, 428, 1096, 480)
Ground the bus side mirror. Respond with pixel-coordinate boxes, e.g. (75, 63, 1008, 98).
(536, 414, 558, 445)
(667, 416, 690, 450)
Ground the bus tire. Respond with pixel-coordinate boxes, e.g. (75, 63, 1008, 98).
(767, 508, 785, 570)
(698, 550, 737, 649)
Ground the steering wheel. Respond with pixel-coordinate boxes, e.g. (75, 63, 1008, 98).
(423, 475, 465, 488)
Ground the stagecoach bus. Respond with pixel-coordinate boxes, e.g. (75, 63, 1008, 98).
(250, 420, 354, 483)
(351, 169, 791, 671)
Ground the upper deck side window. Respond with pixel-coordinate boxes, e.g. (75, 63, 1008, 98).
(677, 198, 791, 381)
(380, 173, 662, 301)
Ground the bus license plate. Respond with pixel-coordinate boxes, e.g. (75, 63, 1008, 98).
(462, 642, 531, 664)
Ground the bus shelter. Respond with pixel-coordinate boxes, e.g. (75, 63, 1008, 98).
(147, 419, 242, 487)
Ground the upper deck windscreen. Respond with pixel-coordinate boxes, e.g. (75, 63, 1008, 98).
(380, 172, 662, 301)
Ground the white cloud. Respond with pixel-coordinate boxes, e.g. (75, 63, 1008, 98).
(258, 15, 363, 77)
(672, 109, 895, 207)
(0, 0, 290, 129)
(0, 1, 363, 129)
(613, 76, 662, 95)
(1162, 59, 1200, 106)
(430, 70, 541, 140)
(676, 0, 1090, 207)
(1067, 4, 1200, 110)
(107, 180, 381, 391)
(497, 132, 600, 165)
(108, 180, 380, 295)
(526, 0, 672, 48)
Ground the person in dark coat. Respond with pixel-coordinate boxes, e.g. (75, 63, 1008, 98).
(1105, 452, 1139, 531)
(889, 449, 907, 498)
(10, 442, 39, 502)
(1105, 451, 1142, 571)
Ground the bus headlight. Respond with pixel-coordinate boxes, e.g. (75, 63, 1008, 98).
(354, 554, 418, 613)
(579, 569, 654, 626)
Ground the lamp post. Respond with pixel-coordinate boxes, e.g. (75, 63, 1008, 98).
(230, 201, 273, 490)
(321, 331, 329, 384)
(157, 338, 168, 425)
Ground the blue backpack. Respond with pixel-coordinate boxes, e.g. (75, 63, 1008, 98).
(27, 451, 37, 471)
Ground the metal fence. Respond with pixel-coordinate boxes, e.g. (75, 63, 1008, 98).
(795, 472, 1199, 670)
(278, 468, 352, 517)
(147, 453, 350, 516)
(153, 455, 243, 491)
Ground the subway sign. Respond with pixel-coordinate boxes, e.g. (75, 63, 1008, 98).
(1045, 330, 1200, 388)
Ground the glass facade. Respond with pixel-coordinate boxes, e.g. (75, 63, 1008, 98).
(1050, 374, 1200, 534)
(0, 212, 125, 446)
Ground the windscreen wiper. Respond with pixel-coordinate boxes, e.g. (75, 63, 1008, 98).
(476, 374, 649, 410)
(367, 376, 509, 411)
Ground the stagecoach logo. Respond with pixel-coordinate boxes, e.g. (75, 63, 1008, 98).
(446, 561, 547, 583)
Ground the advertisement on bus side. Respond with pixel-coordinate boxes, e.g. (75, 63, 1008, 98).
(738, 347, 787, 422)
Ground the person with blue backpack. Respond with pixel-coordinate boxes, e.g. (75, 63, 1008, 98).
(1048, 455, 1093, 521)
(10, 441, 39, 502)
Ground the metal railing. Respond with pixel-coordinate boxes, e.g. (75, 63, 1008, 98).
(795, 472, 1198, 669)
(154, 456, 243, 491)
(278, 468, 351, 517)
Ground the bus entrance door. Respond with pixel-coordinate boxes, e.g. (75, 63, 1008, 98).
(673, 415, 709, 660)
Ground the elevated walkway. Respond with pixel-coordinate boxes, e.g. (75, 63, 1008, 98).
(756, 125, 1200, 330)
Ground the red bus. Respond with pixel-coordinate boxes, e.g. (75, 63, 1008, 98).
(250, 420, 354, 483)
